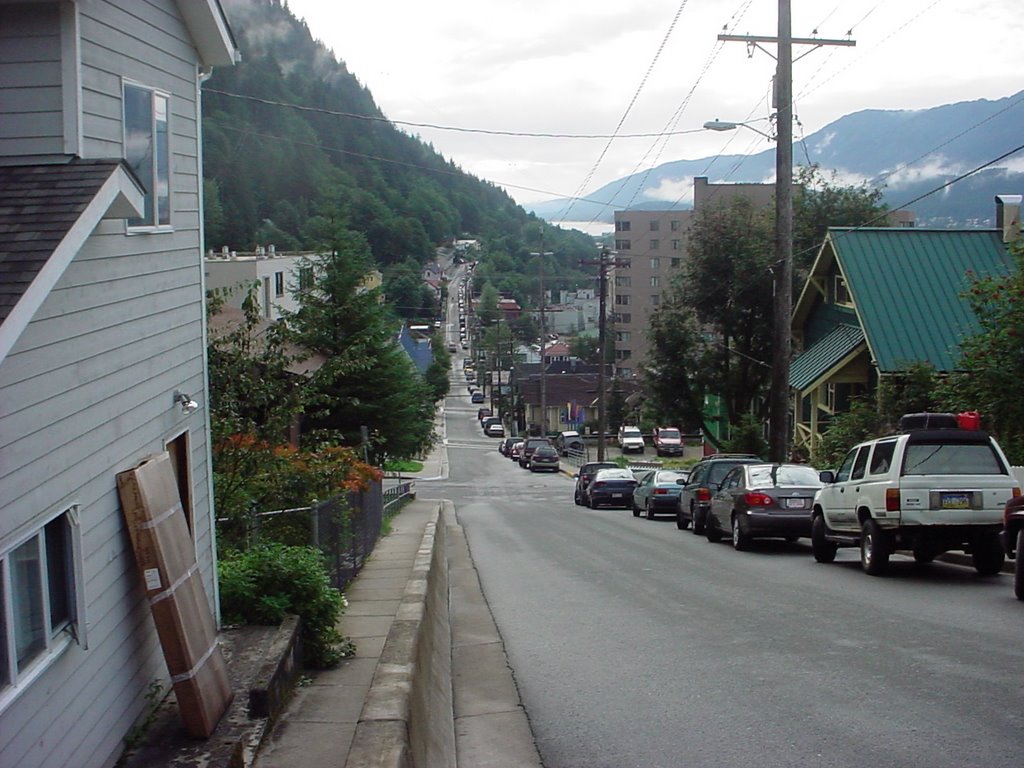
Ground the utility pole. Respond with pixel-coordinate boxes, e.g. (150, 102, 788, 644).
(530, 234, 554, 436)
(719, 0, 854, 461)
(581, 248, 624, 461)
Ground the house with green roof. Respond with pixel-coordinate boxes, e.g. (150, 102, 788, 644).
(790, 197, 1020, 451)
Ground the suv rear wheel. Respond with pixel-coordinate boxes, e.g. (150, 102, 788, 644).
(860, 519, 891, 576)
(811, 515, 838, 563)
(1015, 529, 1024, 600)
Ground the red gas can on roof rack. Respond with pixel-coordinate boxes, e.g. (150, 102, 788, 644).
(957, 411, 982, 430)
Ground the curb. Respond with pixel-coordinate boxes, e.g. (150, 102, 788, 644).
(345, 503, 456, 768)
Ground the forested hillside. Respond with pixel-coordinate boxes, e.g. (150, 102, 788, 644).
(202, 0, 595, 300)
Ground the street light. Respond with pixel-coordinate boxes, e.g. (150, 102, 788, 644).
(705, 106, 793, 462)
(702, 119, 774, 140)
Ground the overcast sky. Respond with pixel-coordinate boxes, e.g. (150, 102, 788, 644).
(285, 0, 1022, 217)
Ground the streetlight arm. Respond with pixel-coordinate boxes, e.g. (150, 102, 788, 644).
(703, 119, 774, 140)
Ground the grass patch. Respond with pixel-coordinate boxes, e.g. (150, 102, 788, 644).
(384, 458, 423, 473)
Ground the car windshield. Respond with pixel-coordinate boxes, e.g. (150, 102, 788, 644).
(902, 442, 1005, 475)
(656, 470, 688, 483)
(622, 428, 641, 437)
(748, 465, 822, 487)
(659, 429, 680, 440)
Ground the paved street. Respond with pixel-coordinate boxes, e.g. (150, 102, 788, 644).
(416, 375, 1024, 768)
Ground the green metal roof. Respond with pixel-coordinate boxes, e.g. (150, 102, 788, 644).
(828, 228, 1013, 372)
(789, 323, 864, 392)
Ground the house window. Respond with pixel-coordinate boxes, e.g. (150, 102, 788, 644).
(615, 276, 631, 288)
(1, 508, 83, 700)
(650, 295, 660, 306)
(649, 257, 660, 269)
(670, 220, 681, 231)
(274, 271, 285, 297)
(616, 220, 631, 232)
(671, 257, 681, 268)
(616, 331, 631, 342)
(650, 276, 660, 288)
(671, 240, 681, 251)
(834, 275, 852, 306)
(649, 220, 659, 231)
(617, 258, 631, 270)
(124, 82, 170, 229)
(649, 239, 660, 250)
(615, 294, 630, 306)
(616, 313, 631, 324)
(615, 240, 631, 251)
(298, 267, 314, 292)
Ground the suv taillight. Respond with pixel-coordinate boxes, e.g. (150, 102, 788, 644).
(697, 488, 711, 502)
(744, 492, 773, 506)
(885, 488, 900, 512)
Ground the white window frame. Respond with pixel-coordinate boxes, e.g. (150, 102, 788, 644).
(0, 505, 85, 713)
(123, 80, 172, 232)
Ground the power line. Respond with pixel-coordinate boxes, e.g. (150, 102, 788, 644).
(203, 87, 707, 141)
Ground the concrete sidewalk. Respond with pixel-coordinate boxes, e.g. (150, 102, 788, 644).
(252, 410, 541, 767)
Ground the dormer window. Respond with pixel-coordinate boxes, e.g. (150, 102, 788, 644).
(124, 82, 170, 229)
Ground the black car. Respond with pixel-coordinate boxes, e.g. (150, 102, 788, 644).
(499, 436, 519, 456)
(677, 454, 762, 533)
(574, 461, 619, 505)
(529, 445, 560, 472)
(585, 468, 638, 509)
(705, 463, 823, 549)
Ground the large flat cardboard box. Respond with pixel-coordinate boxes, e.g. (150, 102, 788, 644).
(117, 452, 232, 738)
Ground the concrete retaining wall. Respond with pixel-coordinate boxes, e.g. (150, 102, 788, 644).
(345, 505, 455, 767)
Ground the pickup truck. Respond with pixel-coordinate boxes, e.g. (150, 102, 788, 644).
(617, 425, 644, 454)
(652, 427, 684, 457)
(812, 414, 1020, 576)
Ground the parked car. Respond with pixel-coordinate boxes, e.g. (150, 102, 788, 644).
(585, 468, 639, 509)
(485, 421, 505, 438)
(499, 436, 519, 456)
(705, 463, 822, 549)
(529, 445, 560, 472)
(617, 425, 645, 453)
(556, 430, 585, 456)
(471, 391, 485, 404)
(812, 413, 1018, 576)
(677, 454, 762, 533)
(476, 407, 492, 422)
(1000, 494, 1024, 599)
(632, 469, 689, 520)
(518, 437, 553, 469)
(573, 461, 619, 505)
(481, 416, 502, 433)
(652, 427, 684, 457)
(510, 441, 525, 462)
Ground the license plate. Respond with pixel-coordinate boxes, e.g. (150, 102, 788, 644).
(784, 498, 806, 509)
(940, 492, 971, 509)
(612, 493, 623, 498)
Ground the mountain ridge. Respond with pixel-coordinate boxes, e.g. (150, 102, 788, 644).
(529, 91, 1024, 227)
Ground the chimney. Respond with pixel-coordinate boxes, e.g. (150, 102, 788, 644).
(995, 194, 1022, 243)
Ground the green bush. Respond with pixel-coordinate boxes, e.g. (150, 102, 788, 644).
(219, 543, 347, 668)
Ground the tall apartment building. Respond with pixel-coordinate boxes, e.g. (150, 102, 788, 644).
(611, 177, 776, 377)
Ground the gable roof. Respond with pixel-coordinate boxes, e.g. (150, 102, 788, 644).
(797, 227, 1013, 373)
(0, 160, 144, 364)
(789, 323, 864, 393)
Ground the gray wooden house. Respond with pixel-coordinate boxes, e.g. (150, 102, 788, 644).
(0, 2, 236, 766)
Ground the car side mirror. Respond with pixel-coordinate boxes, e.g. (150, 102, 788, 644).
(819, 470, 836, 484)
(676, 479, 686, 486)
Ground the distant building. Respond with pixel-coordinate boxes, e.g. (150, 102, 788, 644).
(205, 246, 312, 320)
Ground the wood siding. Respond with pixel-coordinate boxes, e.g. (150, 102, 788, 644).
(0, 4, 65, 159)
(0, 2, 219, 767)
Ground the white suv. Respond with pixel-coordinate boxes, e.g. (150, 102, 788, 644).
(617, 425, 645, 453)
(812, 414, 1020, 576)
